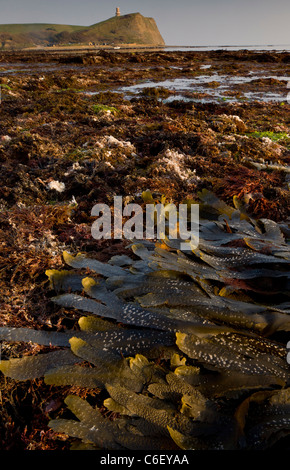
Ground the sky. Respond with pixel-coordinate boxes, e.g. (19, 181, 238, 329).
(0, 0, 289, 46)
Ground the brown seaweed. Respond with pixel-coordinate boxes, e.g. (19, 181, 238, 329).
(0, 191, 290, 450)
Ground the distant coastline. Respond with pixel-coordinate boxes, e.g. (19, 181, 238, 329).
(19, 43, 290, 54)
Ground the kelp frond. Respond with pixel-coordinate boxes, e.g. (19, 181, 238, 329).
(0, 191, 290, 450)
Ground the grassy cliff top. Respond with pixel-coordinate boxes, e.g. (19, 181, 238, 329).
(0, 13, 165, 48)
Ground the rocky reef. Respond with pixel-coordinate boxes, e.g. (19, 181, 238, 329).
(0, 49, 289, 450)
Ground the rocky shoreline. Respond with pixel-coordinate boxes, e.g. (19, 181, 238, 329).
(0, 49, 289, 449)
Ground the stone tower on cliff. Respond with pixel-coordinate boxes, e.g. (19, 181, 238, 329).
(116, 7, 120, 17)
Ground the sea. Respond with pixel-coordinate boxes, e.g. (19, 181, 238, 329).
(164, 44, 290, 52)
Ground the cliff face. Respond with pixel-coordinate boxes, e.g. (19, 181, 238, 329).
(0, 13, 165, 49)
(87, 13, 165, 46)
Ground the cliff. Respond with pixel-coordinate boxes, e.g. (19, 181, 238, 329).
(0, 13, 165, 49)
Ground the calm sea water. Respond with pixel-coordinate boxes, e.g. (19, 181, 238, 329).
(165, 45, 290, 52)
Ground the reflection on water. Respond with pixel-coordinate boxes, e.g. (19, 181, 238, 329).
(119, 73, 290, 104)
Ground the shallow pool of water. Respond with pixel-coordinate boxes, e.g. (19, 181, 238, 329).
(118, 73, 289, 104)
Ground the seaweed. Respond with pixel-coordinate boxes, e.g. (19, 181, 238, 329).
(0, 191, 290, 450)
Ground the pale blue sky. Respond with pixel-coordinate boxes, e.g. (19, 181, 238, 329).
(0, 0, 289, 46)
